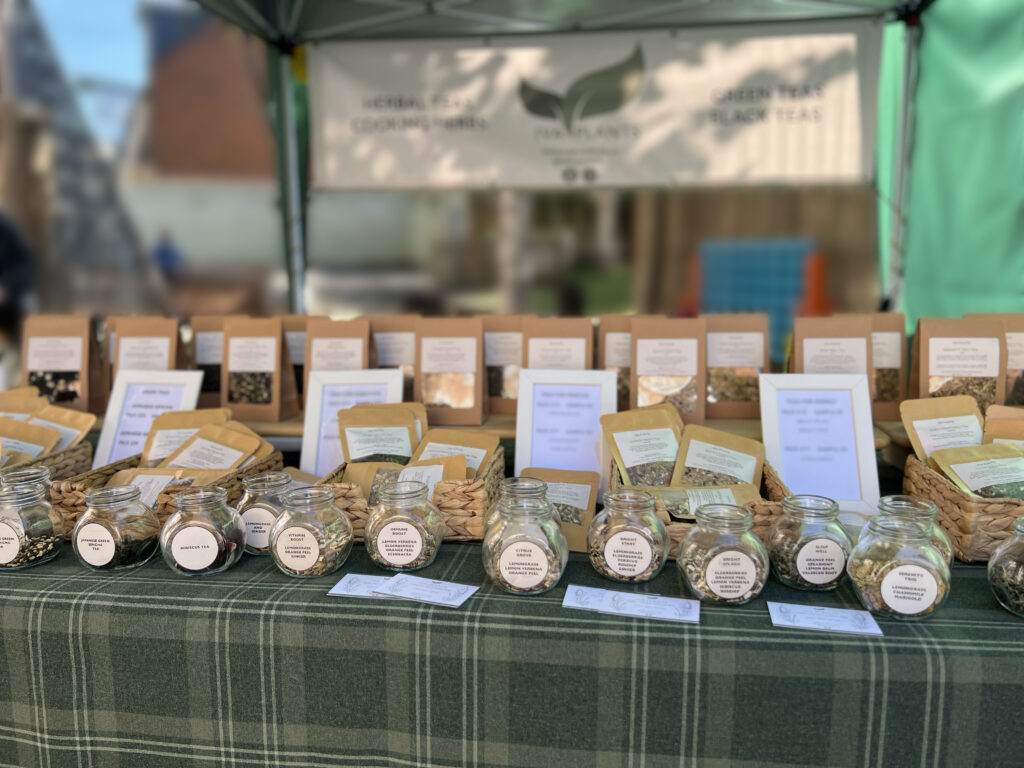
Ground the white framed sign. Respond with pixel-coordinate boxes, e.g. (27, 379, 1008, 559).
(514, 369, 617, 486)
(300, 369, 404, 477)
(759, 373, 879, 527)
(94, 371, 203, 468)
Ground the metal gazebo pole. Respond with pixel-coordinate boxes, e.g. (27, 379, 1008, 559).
(272, 44, 307, 314)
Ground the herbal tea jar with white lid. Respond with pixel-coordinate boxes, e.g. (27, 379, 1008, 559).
(767, 495, 852, 591)
(270, 486, 353, 578)
(365, 481, 444, 571)
(677, 504, 768, 605)
(238, 471, 291, 555)
(483, 493, 567, 595)
(73, 485, 161, 571)
(0, 483, 61, 569)
(160, 487, 246, 576)
(587, 489, 668, 583)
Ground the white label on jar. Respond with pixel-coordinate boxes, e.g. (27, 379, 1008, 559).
(310, 337, 364, 370)
(242, 505, 277, 550)
(636, 338, 697, 377)
(170, 525, 219, 571)
(1006, 332, 1024, 370)
(376, 521, 424, 566)
(604, 332, 632, 368)
(948, 456, 1024, 492)
(285, 331, 307, 365)
(872, 331, 902, 370)
(707, 332, 764, 369)
(194, 331, 223, 365)
(498, 541, 548, 590)
(705, 551, 758, 599)
(795, 539, 846, 584)
(683, 439, 757, 484)
(802, 337, 868, 374)
(604, 531, 653, 577)
(76, 522, 116, 567)
(911, 415, 983, 459)
(484, 331, 523, 367)
(527, 338, 586, 370)
(420, 337, 477, 374)
(880, 565, 939, 614)
(613, 428, 678, 468)
(27, 336, 84, 372)
(274, 526, 319, 571)
(227, 337, 277, 373)
(928, 337, 1000, 377)
(118, 336, 171, 372)
(0, 519, 21, 564)
(374, 332, 415, 366)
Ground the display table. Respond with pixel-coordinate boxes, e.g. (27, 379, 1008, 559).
(1, 545, 1021, 767)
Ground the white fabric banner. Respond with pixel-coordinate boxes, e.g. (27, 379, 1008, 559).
(310, 22, 880, 189)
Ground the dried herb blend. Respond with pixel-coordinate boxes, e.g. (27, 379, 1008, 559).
(587, 490, 667, 583)
(365, 481, 445, 571)
(767, 495, 851, 591)
(931, 442, 1024, 503)
(270, 486, 354, 578)
(676, 504, 768, 605)
(602, 408, 682, 489)
(988, 517, 1024, 618)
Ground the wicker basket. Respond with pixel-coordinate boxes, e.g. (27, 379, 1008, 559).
(6, 441, 93, 481)
(317, 446, 505, 543)
(50, 451, 284, 539)
(903, 454, 1023, 562)
(610, 461, 791, 556)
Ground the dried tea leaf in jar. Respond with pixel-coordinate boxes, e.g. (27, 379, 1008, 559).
(365, 481, 445, 571)
(270, 486, 353, 578)
(987, 516, 1024, 617)
(767, 495, 851, 590)
(483, 490, 568, 595)
(875, 494, 953, 565)
(237, 471, 291, 555)
(73, 485, 161, 571)
(159, 487, 246, 576)
(0, 483, 60, 569)
(676, 504, 768, 605)
(587, 490, 668, 583)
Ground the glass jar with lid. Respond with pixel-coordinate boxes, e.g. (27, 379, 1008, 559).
(987, 517, 1024, 618)
(483, 493, 567, 595)
(365, 481, 444, 571)
(237, 471, 291, 555)
(847, 516, 950, 619)
(485, 477, 548, 532)
(159, 486, 245, 576)
(0, 483, 61, 569)
(587, 489, 667, 583)
(876, 495, 953, 565)
(0, 465, 52, 493)
(73, 485, 161, 571)
(767, 495, 852, 590)
(270, 486, 353, 577)
(677, 504, 768, 604)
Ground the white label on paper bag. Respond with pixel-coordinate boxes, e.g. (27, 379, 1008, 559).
(881, 565, 939, 614)
(683, 439, 757, 483)
(26, 336, 83, 372)
(484, 332, 522, 367)
(128, 474, 177, 507)
(2, 438, 45, 457)
(398, 464, 445, 501)
(170, 525, 219, 571)
(228, 337, 277, 373)
(242, 505, 278, 550)
(27, 417, 79, 452)
(498, 541, 548, 590)
(795, 539, 846, 584)
(872, 331, 902, 370)
(0, 412, 30, 421)
(636, 338, 697, 377)
(0, 519, 21, 564)
(310, 338, 364, 370)
(707, 332, 763, 369)
(948, 456, 1024, 492)
(802, 338, 868, 374)
(420, 337, 476, 374)
(527, 338, 586, 370)
(928, 337, 1000, 377)
(418, 442, 487, 471)
(604, 532, 653, 577)
(147, 428, 200, 462)
(344, 426, 412, 462)
(705, 551, 758, 599)
(375, 521, 424, 566)
(912, 415, 983, 458)
(118, 337, 171, 372)
(604, 332, 632, 368)
(274, 527, 320, 571)
(684, 487, 737, 509)
(1006, 333, 1024, 370)
(167, 438, 245, 470)
(545, 482, 592, 515)
(76, 523, 116, 567)
(374, 332, 415, 366)
(194, 332, 223, 365)
(994, 438, 1024, 449)
(285, 331, 307, 365)
(613, 428, 678, 468)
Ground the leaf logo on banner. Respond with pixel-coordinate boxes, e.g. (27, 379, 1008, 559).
(520, 44, 645, 131)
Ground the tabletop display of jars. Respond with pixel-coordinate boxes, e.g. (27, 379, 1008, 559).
(587, 489, 668, 583)
(269, 486, 353, 577)
(237, 471, 291, 555)
(876, 495, 953, 565)
(483, 489, 567, 595)
(677, 504, 768, 605)
(159, 487, 246, 577)
(0, 482, 60, 569)
(767, 495, 852, 590)
(365, 481, 445, 571)
(72, 485, 161, 571)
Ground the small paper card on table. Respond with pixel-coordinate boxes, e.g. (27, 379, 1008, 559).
(767, 601, 883, 636)
(328, 573, 398, 599)
(563, 585, 700, 624)
(373, 574, 479, 608)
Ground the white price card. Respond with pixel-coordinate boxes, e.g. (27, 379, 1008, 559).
(767, 602, 882, 636)
(372, 574, 479, 608)
(327, 573, 399, 599)
(563, 585, 700, 624)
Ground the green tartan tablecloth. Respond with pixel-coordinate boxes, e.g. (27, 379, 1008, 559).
(1, 543, 1023, 768)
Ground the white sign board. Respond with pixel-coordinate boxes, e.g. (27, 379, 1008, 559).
(310, 22, 880, 188)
